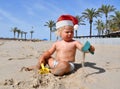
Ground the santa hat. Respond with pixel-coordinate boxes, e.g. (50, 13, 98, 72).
(56, 14, 79, 30)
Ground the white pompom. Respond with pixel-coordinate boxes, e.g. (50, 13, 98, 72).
(74, 24, 79, 30)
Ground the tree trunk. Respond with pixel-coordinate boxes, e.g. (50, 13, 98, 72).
(90, 22, 92, 37)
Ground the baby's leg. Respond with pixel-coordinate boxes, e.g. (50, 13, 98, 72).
(50, 61, 71, 76)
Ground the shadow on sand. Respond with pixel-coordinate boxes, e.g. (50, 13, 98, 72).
(74, 62, 106, 76)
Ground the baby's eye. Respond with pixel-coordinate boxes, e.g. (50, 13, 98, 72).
(64, 31, 69, 33)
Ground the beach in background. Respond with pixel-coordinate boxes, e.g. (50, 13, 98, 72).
(0, 39, 120, 89)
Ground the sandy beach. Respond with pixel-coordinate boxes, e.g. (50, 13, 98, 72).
(0, 40, 120, 89)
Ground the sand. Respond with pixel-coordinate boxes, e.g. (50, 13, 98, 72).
(0, 40, 120, 89)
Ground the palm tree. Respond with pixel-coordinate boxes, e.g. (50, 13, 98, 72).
(82, 8, 100, 37)
(24, 32, 27, 40)
(108, 20, 119, 32)
(98, 4, 116, 33)
(20, 31, 24, 39)
(11, 27, 18, 39)
(30, 30, 34, 40)
(16, 29, 21, 39)
(110, 11, 120, 31)
(44, 20, 55, 40)
(94, 20, 105, 35)
(75, 15, 85, 37)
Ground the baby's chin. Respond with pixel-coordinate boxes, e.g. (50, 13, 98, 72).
(64, 39, 74, 42)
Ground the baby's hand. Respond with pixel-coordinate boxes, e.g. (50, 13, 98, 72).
(89, 45, 95, 52)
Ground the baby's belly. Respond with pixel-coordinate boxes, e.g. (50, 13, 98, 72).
(56, 57, 75, 62)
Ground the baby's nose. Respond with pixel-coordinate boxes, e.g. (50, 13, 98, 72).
(68, 32, 72, 35)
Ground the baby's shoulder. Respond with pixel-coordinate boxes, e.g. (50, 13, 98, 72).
(73, 40, 83, 47)
(54, 40, 61, 44)
(73, 40, 81, 44)
(52, 40, 61, 46)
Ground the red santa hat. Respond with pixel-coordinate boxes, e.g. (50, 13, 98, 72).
(56, 14, 79, 30)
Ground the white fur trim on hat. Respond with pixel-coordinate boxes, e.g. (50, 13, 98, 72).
(56, 20, 73, 29)
(74, 24, 79, 30)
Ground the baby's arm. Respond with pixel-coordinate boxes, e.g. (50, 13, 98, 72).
(75, 40, 95, 54)
(38, 51, 51, 64)
(38, 42, 56, 65)
(75, 40, 84, 51)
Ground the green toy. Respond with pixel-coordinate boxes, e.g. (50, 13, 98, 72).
(82, 41, 94, 54)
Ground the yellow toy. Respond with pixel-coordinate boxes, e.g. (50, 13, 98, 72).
(39, 63, 50, 74)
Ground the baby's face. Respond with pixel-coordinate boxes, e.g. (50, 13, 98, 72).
(60, 26, 74, 41)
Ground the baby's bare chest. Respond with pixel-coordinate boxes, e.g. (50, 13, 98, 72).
(57, 44, 76, 51)
(55, 41, 77, 53)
